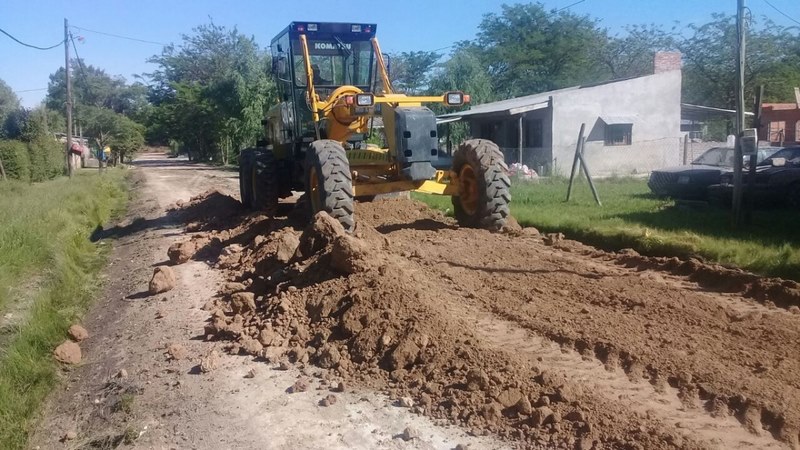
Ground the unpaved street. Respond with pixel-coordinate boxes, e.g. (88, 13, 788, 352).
(31, 153, 800, 449)
(31, 153, 497, 450)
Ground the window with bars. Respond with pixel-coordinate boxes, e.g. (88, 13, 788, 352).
(604, 124, 632, 146)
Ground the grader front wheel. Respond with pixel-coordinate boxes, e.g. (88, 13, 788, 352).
(452, 139, 511, 231)
(304, 140, 355, 232)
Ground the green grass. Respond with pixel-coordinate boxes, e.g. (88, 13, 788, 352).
(416, 177, 800, 281)
(0, 170, 128, 449)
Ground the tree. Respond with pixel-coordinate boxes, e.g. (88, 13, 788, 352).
(145, 22, 275, 163)
(81, 106, 144, 163)
(46, 61, 150, 121)
(474, 2, 608, 99)
(595, 24, 678, 79)
(679, 13, 800, 108)
(389, 51, 442, 94)
(0, 79, 21, 139)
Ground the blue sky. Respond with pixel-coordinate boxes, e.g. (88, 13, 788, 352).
(2, 0, 799, 107)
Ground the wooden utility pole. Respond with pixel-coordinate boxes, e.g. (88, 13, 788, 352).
(745, 85, 764, 224)
(731, 0, 746, 226)
(64, 18, 74, 179)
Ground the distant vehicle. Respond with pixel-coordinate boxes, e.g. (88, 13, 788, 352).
(647, 146, 780, 199)
(709, 146, 800, 208)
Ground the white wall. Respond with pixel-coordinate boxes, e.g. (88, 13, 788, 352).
(550, 70, 682, 176)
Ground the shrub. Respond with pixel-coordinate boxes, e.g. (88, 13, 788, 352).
(27, 138, 64, 182)
(0, 140, 31, 181)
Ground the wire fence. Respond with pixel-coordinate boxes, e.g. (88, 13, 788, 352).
(499, 136, 687, 177)
(498, 135, 785, 178)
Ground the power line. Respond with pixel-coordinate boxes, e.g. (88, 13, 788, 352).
(71, 25, 167, 46)
(69, 32, 91, 82)
(762, 0, 800, 26)
(14, 87, 48, 93)
(0, 26, 64, 50)
(556, 0, 587, 12)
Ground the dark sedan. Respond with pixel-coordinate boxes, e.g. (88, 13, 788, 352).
(648, 147, 778, 199)
(709, 146, 800, 208)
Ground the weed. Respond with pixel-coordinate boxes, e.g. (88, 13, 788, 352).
(0, 170, 128, 449)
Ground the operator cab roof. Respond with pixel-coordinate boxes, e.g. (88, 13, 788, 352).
(272, 22, 378, 43)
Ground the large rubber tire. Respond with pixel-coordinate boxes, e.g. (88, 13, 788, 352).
(239, 149, 255, 208)
(252, 149, 279, 215)
(305, 140, 355, 232)
(451, 139, 511, 231)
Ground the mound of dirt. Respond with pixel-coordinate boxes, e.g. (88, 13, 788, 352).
(196, 206, 676, 448)
(169, 190, 244, 231)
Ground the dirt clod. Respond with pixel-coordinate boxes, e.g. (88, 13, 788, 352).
(399, 396, 414, 408)
(199, 350, 220, 373)
(319, 394, 338, 407)
(63, 431, 77, 441)
(54, 341, 81, 364)
(166, 343, 188, 361)
(149, 266, 176, 294)
(401, 426, 420, 441)
(68, 324, 89, 342)
(289, 379, 309, 393)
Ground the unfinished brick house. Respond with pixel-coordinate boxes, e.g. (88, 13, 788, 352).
(760, 88, 800, 146)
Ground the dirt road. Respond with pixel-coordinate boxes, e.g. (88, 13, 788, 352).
(31, 153, 497, 450)
(32, 153, 800, 449)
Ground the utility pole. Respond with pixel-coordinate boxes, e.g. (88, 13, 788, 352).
(731, 0, 746, 226)
(745, 85, 764, 224)
(64, 18, 74, 179)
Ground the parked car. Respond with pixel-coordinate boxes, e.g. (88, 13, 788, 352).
(647, 146, 780, 199)
(708, 146, 800, 208)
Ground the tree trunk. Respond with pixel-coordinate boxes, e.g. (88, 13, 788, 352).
(0, 155, 7, 181)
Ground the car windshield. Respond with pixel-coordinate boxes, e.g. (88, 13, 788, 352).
(758, 147, 800, 167)
(692, 147, 735, 167)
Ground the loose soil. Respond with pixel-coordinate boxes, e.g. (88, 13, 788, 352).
(31, 153, 800, 450)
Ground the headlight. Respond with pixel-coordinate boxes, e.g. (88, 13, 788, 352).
(445, 91, 465, 106)
(355, 93, 374, 106)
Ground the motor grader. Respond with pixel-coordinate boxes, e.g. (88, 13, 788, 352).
(239, 21, 510, 231)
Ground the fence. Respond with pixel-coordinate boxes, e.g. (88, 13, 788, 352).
(499, 135, 779, 178)
(500, 136, 684, 177)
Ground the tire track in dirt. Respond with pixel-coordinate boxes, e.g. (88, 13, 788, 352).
(442, 296, 784, 449)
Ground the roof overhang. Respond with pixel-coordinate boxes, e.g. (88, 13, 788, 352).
(681, 103, 754, 121)
(601, 115, 637, 125)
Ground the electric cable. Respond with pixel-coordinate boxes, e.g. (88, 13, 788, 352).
(70, 25, 167, 46)
(762, 0, 800, 26)
(0, 26, 64, 50)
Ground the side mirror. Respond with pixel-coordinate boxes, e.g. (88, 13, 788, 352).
(772, 157, 786, 167)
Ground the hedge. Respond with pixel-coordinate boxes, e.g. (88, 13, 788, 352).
(0, 139, 64, 182)
(0, 140, 31, 181)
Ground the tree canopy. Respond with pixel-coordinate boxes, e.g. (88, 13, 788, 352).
(145, 22, 275, 163)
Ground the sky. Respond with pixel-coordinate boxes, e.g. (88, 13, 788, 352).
(1, 0, 799, 107)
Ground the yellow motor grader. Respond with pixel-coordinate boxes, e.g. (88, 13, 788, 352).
(239, 21, 510, 231)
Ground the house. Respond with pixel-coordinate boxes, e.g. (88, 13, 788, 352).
(439, 52, 683, 176)
(759, 89, 800, 145)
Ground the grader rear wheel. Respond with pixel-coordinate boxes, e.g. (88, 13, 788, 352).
(251, 149, 279, 215)
(304, 140, 355, 232)
(451, 139, 511, 231)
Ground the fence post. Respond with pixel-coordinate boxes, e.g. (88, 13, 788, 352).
(577, 137, 602, 206)
(566, 123, 586, 202)
(682, 134, 689, 165)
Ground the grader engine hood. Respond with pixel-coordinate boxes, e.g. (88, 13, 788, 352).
(393, 107, 438, 181)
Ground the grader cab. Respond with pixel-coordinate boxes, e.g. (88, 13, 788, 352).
(238, 21, 510, 231)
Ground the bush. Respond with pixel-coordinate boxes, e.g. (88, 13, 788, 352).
(26, 138, 63, 182)
(0, 140, 31, 181)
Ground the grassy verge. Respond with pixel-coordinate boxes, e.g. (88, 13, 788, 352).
(0, 169, 128, 449)
(416, 177, 800, 281)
